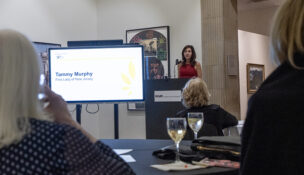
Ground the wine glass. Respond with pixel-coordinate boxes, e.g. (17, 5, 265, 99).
(187, 112, 204, 139)
(167, 117, 187, 162)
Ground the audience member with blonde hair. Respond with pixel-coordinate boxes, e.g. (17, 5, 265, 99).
(240, 0, 304, 174)
(0, 29, 134, 175)
(176, 78, 237, 138)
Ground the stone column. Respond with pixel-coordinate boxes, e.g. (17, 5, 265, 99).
(201, 0, 240, 119)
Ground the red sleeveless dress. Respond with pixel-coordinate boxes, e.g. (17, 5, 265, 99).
(179, 64, 198, 78)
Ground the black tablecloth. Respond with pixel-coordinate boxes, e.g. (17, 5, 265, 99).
(101, 139, 239, 175)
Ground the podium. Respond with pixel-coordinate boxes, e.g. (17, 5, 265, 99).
(145, 78, 189, 139)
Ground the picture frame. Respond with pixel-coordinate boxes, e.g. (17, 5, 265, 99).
(226, 55, 238, 76)
(247, 63, 265, 94)
(126, 26, 170, 80)
(33, 42, 61, 86)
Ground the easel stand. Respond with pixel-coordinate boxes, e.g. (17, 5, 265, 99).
(76, 104, 82, 124)
(114, 104, 119, 139)
(75, 103, 119, 139)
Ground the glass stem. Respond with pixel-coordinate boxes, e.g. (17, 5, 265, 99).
(194, 132, 198, 140)
(176, 142, 180, 162)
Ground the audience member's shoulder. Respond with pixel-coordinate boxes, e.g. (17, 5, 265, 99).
(260, 58, 304, 92)
(30, 118, 57, 127)
(205, 104, 220, 111)
(29, 118, 75, 135)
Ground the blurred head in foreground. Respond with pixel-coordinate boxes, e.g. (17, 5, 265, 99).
(0, 29, 48, 148)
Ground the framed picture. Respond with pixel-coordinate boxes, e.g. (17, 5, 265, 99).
(126, 26, 170, 79)
(33, 42, 61, 86)
(247, 63, 265, 94)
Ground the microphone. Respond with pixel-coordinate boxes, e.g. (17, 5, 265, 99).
(175, 59, 182, 65)
(174, 59, 181, 78)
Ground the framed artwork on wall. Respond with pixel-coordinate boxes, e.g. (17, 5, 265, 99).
(247, 63, 265, 94)
(126, 26, 170, 80)
(33, 42, 61, 86)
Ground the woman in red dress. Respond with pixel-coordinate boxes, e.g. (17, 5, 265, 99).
(178, 45, 202, 78)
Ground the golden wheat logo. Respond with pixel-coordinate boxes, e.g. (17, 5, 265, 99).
(121, 61, 136, 95)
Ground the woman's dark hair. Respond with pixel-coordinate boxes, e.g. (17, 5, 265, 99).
(182, 45, 196, 66)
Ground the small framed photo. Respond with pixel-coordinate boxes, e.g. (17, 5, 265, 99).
(126, 26, 170, 79)
(247, 63, 265, 94)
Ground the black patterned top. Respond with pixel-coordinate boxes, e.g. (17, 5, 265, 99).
(0, 119, 135, 175)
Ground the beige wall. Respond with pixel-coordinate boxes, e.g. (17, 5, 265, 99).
(238, 30, 277, 120)
(238, 6, 278, 36)
(237, 6, 281, 120)
(0, 0, 98, 45)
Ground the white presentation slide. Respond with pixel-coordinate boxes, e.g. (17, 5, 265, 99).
(49, 47, 144, 102)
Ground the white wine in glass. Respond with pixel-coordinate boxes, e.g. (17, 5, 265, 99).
(167, 129, 186, 144)
(167, 118, 187, 162)
(187, 112, 204, 139)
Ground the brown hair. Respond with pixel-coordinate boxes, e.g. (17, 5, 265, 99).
(181, 45, 197, 66)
